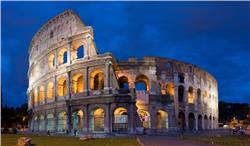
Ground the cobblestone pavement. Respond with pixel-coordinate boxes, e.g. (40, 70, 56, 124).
(138, 135, 220, 146)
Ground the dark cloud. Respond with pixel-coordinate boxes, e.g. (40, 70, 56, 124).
(2, 1, 250, 106)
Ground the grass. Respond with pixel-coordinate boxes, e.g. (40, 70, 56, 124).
(186, 135, 250, 146)
(1, 134, 140, 146)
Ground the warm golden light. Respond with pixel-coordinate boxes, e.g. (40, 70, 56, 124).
(188, 87, 194, 104)
(72, 73, 84, 94)
(39, 86, 45, 104)
(47, 82, 54, 100)
(57, 76, 67, 96)
(90, 69, 104, 90)
(166, 82, 174, 96)
(58, 48, 67, 65)
(48, 53, 55, 68)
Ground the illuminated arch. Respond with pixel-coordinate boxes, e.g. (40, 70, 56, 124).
(188, 86, 194, 104)
(72, 110, 84, 131)
(71, 40, 84, 60)
(39, 86, 45, 104)
(39, 114, 45, 131)
(197, 88, 201, 105)
(48, 53, 55, 68)
(113, 107, 128, 132)
(57, 76, 67, 97)
(91, 108, 105, 131)
(166, 82, 174, 96)
(118, 76, 129, 89)
(57, 111, 67, 132)
(203, 91, 208, 106)
(90, 69, 104, 90)
(135, 74, 149, 91)
(72, 73, 84, 94)
(47, 82, 54, 100)
(34, 89, 38, 106)
(156, 110, 168, 130)
(58, 48, 67, 65)
(47, 113, 55, 131)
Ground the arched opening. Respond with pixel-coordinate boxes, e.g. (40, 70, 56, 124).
(90, 69, 104, 90)
(47, 113, 55, 132)
(76, 46, 84, 59)
(113, 107, 128, 132)
(178, 112, 185, 130)
(156, 110, 168, 130)
(57, 111, 67, 132)
(34, 89, 38, 106)
(188, 87, 194, 104)
(198, 115, 202, 130)
(34, 116, 38, 132)
(178, 74, 185, 83)
(188, 113, 195, 131)
(57, 77, 67, 97)
(48, 53, 55, 68)
(209, 115, 212, 129)
(137, 110, 150, 129)
(197, 89, 201, 105)
(135, 75, 149, 91)
(203, 91, 208, 106)
(58, 48, 67, 65)
(118, 76, 129, 89)
(91, 108, 105, 132)
(39, 115, 45, 131)
(72, 110, 84, 131)
(204, 115, 208, 130)
(178, 85, 185, 103)
(166, 82, 174, 96)
(47, 82, 54, 100)
(39, 86, 45, 105)
(72, 73, 84, 94)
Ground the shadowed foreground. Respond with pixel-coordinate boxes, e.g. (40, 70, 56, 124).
(1, 134, 139, 146)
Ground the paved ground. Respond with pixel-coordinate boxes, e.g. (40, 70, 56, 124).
(138, 135, 220, 146)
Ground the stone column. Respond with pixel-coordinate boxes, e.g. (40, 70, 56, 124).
(54, 110, 58, 132)
(55, 50, 58, 69)
(195, 114, 198, 130)
(67, 102, 72, 132)
(185, 111, 189, 131)
(44, 84, 47, 104)
(104, 103, 111, 133)
(67, 42, 72, 64)
(83, 105, 88, 133)
(67, 72, 71, 100)
(84, 67, 89, 96)
(128, 102, 136, 133)
(150, 105, 157, 134)
(104, 62, 111, 93)
(54, 76, 57, 102)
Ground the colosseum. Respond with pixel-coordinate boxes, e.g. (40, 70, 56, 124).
(27, 10, 218, 135)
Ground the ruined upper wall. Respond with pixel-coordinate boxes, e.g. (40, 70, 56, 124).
(28, 10, 85, 61)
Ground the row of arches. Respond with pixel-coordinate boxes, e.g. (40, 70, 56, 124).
(48, 45, 84, 68)
(178, 112, 216, 130)
(31, 69, 105, 106)
(178, 85, 216, 105)
(32, 107, 169, 133)
(118, 75, 149, 91)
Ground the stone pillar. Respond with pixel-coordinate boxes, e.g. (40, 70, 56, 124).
(84, 67, 89, 96)
(67, 42, 72, 64)
(83, 105, 89, 133)
(67, 72, 71, 100)
(67, 102, 72, 132)
(195, 114, 198, 130)
(185, 111, 189, 131)
(150, 105, 157, 134)
(54, 76, 57, 102)
(44, 84, 47, 104)
(55, 50, 58, 69)
(54, 110, 58, 132)
(104, 103, 111, 133)
(104, 62, 111, 93)
(128, 102, 136, 133)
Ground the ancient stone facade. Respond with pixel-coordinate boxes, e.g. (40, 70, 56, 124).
(27, 10, 218, 135)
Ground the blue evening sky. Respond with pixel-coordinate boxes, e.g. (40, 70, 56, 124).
(1, 1, 250, 107)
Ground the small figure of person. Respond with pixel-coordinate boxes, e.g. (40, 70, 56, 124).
(74, 128, 77, 136)
(47, 130, 50, 136)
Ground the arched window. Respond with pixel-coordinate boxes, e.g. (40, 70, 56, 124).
(39, 86, 45, 104)
(188, 113, 195, 130)
(47, 113, 55, 131)
(57, 111, 67, 132)
(118, 76, 129, 89)
(135, 74, 149, 91)
(34, 89, 38, 106)
(203, 91, 208, 106)
(178, 85, 185, 103)
(47, 82, 54, 100)
(57, 77, 67, 96)
(156, 110, 168, 130)
(198, 115, 202, 130)
(72, 110, 84, 131)
(90, 69, 104, 90)
(91, 108, 105, 131)
(77, 46, 84, 59)
(178, 112, 185, 130)
(197, 89, 201, 105)
(166, 82, 174, 96)
(48, 53, 55, 68)
(58, 48, 67, 65)
(178, 74, 185, 83)
(188, 86, 194, 104)
(72, 73, 84, 94)
(113, 107, 128, 132)
(39, 115, 45, 131)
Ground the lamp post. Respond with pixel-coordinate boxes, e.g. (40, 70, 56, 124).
(22, 116, 26, 133)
